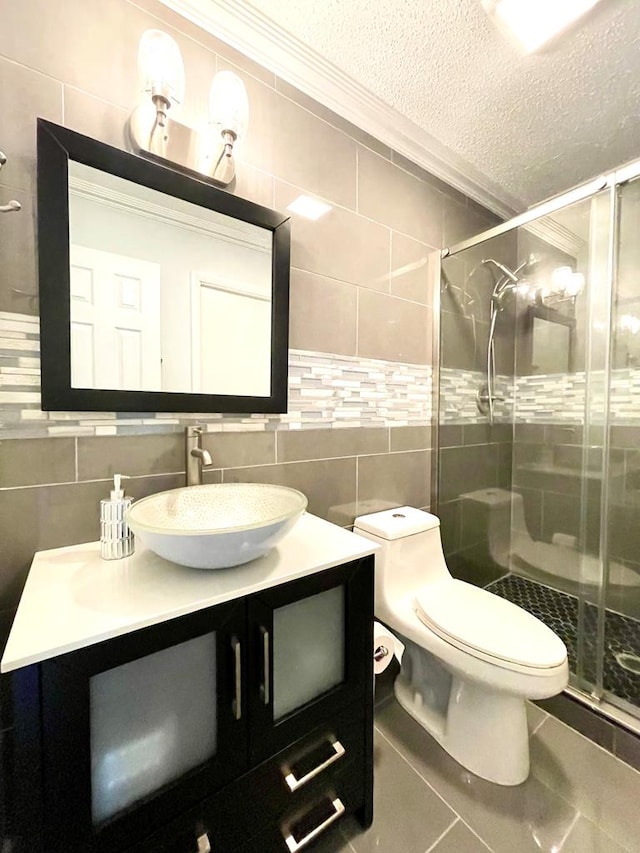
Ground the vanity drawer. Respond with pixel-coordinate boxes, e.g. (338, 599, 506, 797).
(242, 779, 363, 853)
(202, 703, 366, 849)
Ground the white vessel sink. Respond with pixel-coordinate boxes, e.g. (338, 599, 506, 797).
(125, 483, 307, 569)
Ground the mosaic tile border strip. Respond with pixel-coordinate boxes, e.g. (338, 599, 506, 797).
(440, 366, 640, 425)
(439, 367, 512, 424)
(0, 312, 432, 437)
(514, 370, 640, 424)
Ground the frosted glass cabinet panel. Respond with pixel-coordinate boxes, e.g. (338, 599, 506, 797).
(90, 632, 217, 823)
(273, 586, 345, 720)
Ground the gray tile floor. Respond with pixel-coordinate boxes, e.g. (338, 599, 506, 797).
(317, 690, 640, 853)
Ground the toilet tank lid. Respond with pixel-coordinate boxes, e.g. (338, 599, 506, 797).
(354, 506, 440, 540)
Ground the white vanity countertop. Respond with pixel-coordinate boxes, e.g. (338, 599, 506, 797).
(1, 512, 377, 673)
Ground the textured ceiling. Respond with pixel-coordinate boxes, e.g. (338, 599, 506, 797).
(244, 0, 640, 209)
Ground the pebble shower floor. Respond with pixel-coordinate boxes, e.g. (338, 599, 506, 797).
(487, 573, 640, 707)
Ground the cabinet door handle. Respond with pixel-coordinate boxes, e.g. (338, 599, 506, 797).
(284, 740, 346, 792)
(231, 636, 242, 721)
(260, 626, 270, 706)
(284, 798, 345, 852)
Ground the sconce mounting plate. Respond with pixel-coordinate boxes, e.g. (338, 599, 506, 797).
(128, 104, 235, 187)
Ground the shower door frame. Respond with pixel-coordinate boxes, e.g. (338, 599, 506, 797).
(435, 157, 640, 735)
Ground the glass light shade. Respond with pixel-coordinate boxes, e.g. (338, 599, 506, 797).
(137, 29, 185, 108)
(620, 314, 640, 335)
(551, 266, 574, 290)
(209, 71, 249, 142)
(565, 271, 585, 297)
(481, 0, 602, 53)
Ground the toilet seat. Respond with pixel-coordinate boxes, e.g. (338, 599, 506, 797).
(414, 579, 567, 672)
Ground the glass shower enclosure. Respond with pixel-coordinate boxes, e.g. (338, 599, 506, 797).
(437, 162, 640, 731)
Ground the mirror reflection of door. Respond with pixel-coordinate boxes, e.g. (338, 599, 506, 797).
(70, 245, 162, 391)
(190, 273, 271, 396)
(68, 161, 274, 398)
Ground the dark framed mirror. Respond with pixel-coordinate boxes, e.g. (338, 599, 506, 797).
(37, 119, 290, 413)
(516, 304, 576, 375)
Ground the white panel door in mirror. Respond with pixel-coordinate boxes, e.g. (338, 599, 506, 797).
(70, 245, 161, 391)
(191, 273, 271, 397)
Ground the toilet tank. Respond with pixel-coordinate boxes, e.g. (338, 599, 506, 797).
(354, 507, 450, 614)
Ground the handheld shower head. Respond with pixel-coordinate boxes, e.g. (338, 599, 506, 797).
(481, 258, 519, 282)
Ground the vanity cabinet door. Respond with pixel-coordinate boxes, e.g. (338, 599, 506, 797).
(246, 556, 374, 763)
(39, 598, 248, 853)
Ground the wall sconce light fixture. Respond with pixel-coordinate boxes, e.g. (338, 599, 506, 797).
(128, 30, 249, 187)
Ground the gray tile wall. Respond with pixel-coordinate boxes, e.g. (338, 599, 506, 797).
(0, 2, 503, 845)
(0, 0, 495, 602)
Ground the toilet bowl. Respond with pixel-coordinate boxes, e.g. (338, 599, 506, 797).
(354, 506, 568, 785)
(460, 487, 639, 588)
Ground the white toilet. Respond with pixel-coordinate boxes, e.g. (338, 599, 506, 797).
(354, 506, 568, 785)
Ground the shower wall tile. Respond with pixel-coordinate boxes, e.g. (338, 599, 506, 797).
(438, 500, 461, 557)
(497, 442, 513, 488)
(438, 425, 463, 448)
(447, 546, 506, 587)
(440, 311, 486, 372)
(442, 195, 499, 248)
(513, 423, 546, 443)
(513, 487, 543, 540)
(439, 444, 498, 504)
(541, 491, 582, 542)
(463, 423, 511, 445)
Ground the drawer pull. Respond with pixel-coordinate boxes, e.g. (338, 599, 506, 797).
(196, 831, 211, 853)
(260, 626, 270, 705)
(231, 636, 242, 721)
(284, 740, 346, 792)
(284, 797, 345, 852)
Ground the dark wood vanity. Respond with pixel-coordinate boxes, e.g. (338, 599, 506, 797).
(4, 515, 375, 852)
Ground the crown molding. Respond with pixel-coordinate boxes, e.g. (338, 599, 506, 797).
(69, 175, 270, 253)
(159, 0, 523, 220)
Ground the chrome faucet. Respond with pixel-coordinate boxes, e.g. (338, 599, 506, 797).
(186, 426, 213, 486)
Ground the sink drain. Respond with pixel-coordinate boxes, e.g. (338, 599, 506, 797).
(615, 652, 640, 674)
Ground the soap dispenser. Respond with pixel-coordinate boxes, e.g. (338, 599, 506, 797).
(100, 474, 134, 560)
